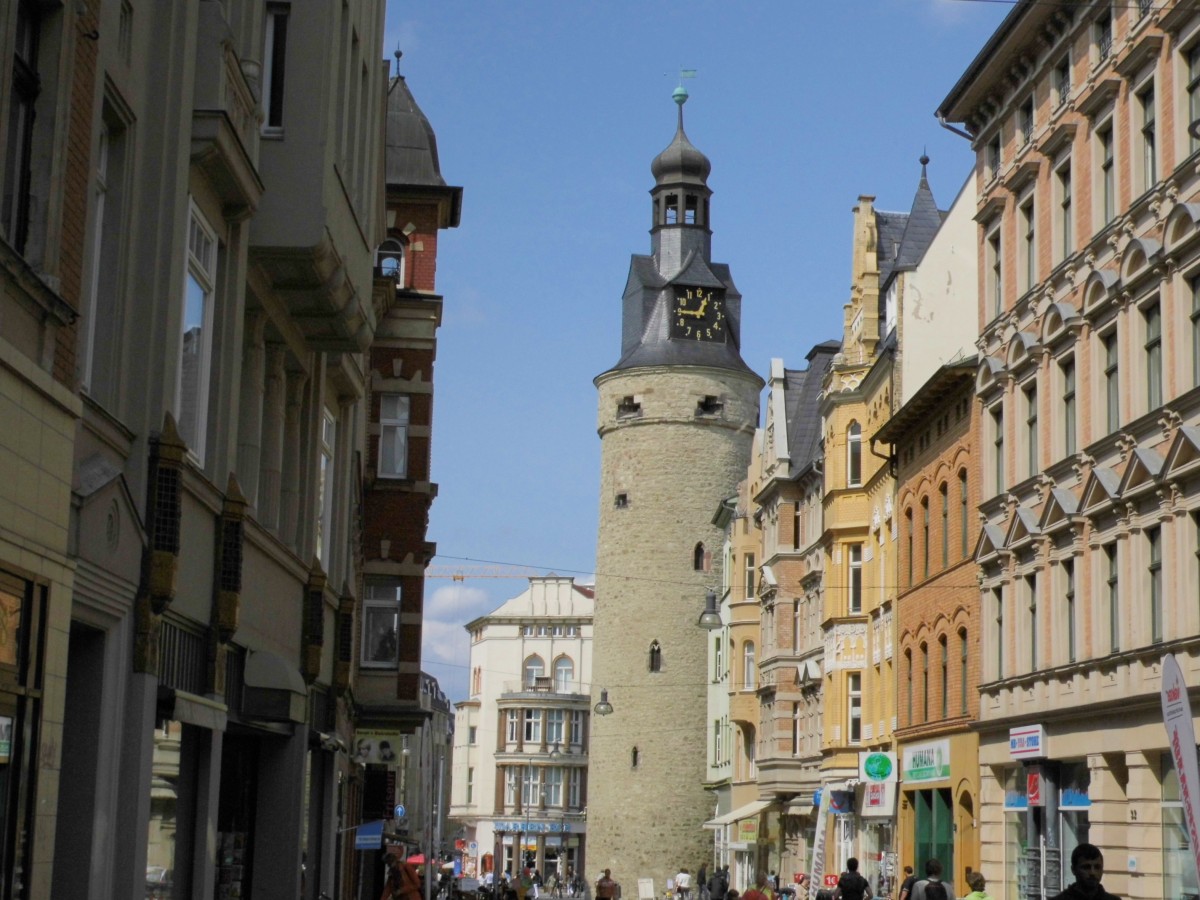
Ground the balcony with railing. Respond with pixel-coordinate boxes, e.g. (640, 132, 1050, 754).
(500, 677, 590, 699)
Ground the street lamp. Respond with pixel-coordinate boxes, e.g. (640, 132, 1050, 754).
(549, 742, 562, 760)
(593, 689, 613, 716)
(697, 589, 722, 631)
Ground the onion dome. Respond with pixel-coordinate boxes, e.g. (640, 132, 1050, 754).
(650, 85, 711, 186)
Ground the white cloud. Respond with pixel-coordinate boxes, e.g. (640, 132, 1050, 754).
(422, 617, 470, 666)
(426, 583, 492, 618)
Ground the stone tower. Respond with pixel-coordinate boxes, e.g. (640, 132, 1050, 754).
(589, 88, 763, 881)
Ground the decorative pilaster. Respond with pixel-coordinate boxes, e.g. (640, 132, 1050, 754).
(258, 346, 286, 531)
(208, 474, 248, 696)
(279, 370, 308, 550)
(236, 314, 267, 511)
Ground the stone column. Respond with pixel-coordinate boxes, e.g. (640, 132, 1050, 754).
(279, 370, 309, 551)
(257, 346, 286, 531)
(236, 314, 267, 512)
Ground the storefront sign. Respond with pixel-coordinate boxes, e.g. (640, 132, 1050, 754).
(859, 751, 898, 784)
(1009, 724, 1046, 759)
(1161, 654, 1200, 889)
(902, 740, 950, 783)
(493, 821, 573, 833)
(737, 818, 758, 843)
(829, 791, 854, 814)
(355, 820, 384, 851)
(1027, 768, 1043, 807)
(355, 729, 404, 765)
(861, 781, 896, 817)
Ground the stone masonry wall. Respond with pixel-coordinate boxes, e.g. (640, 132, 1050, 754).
(589, 365, 760, 884)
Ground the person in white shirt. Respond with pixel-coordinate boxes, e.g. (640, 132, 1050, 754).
(676, 870, 692, 900)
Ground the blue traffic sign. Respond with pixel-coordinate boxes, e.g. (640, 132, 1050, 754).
(394, 804, 406, 818)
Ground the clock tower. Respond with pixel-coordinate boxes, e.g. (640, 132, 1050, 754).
(588, 87, 763, 877)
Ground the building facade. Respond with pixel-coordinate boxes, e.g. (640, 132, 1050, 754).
(589, 86, 763, 885)
(450, 577, 594, 882)
(939, 2, 1200, 897)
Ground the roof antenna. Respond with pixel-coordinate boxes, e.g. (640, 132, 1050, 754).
(394, 45, 403, 79)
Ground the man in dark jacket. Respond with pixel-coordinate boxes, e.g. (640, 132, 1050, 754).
(706, 867, 728, 900)
(832, 858, 870, 900)
(1049, 844, 1121, 900)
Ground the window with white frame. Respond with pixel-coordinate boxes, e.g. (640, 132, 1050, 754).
(523, 708, 541, 744)
(744, 553, 756, 600)
(849, 543, 863, 612)
(553, 656, 573, 691)
(262, 3, 290, 131)
(992, 401, 1005, 494)
(466, 767, 474, 804)
(1139, 83, 1157, 192)
(376, 237, 405, 282)
(1020, 195, 1036, 294)
(743, 641, 756, 690)
(379, 394, 410, 477)
(848, 672, 862, 743)
(546, 708, 565, 745)
(1103, 331, 1119, 431)
(569, 710, 584, 748)
(505, 767, 520, 806)
(178, 202, 218, 460)
(714, 635, 723, 682)
(316, 409, 336, 566)
(1061, 358, 1076, 457)
(506, 710, 520, 743)
(1056, 160, 1072, 262)
(847, 422, 862, 486)
(1145, 301, 1162, 412)
(361, 582, 400, 666)
(543, 766, 563, 807)
(568, 768, 582, 807)
(524, 655, 545, 687)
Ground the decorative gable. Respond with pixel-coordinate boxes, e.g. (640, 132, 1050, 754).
(1038, 487, 1080, 534)
(975, 522, 1007, 565)
(1163, 426, 1200, 482)
(1005, 505, 1042, 553)
(1080, 466, 1122, 518)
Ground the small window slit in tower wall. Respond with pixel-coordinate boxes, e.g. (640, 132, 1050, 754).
(615, 493, 629, 509)
(631, 746, 639, 768)
(618, 396, 642, 417)
(697, 395, 723, 415)
(649, 640, 662, 672)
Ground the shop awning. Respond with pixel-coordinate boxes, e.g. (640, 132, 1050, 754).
(702, 798, 772, 829)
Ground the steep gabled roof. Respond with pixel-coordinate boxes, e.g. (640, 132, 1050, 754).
(786, 341, 840, 473)
(895, 157, 943, 270)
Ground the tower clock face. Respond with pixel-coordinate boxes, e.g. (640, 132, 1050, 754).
(670, 286, 726, 342)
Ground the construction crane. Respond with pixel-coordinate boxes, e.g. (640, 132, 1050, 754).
(423, 564, 548, 582)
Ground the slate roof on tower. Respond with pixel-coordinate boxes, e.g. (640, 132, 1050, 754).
(385, 68, 463, 226)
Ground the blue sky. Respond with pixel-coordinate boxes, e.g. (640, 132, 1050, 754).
(382, 0, 1011, 702)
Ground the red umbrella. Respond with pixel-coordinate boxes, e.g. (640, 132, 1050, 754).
(407, 854, 427, 865)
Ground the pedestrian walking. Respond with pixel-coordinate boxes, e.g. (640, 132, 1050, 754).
(676, 869, 693, 900)
(962, 872, 989, 900)
(597, 869, 619, 900)
(743, 873, 772, 900)
(832, 858, 871, 900)
(706, 867, 728, 900)
(910, 860, 955, 900)
(1049, 843, 1120, 900)
(698, 864, 709, 900)
(897, 867, 916, 900)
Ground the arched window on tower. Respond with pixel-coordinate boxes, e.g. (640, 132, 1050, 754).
(523, 655, 545, 689)
(376, 238, 405, 284)
(693, 542, 706, 571)
(649, 641, 662, 673)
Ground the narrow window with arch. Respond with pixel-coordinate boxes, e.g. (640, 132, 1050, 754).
(554, 656, 574, 691)
(959, 470, 969, 559)
(693, 542, 706, 572)
(847, 423, 862, 487)
(631, 746, 639, 768)
(648, 641, 662, 673)
(940, 636, 948, 719)
(376, 237, 405, 282)
(922, 498, 930, 579)
(959, 629, 969, 714)
(940, 484, 949, 569)
(523, 655, 545, 688)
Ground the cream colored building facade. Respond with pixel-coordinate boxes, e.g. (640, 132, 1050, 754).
(939, 2, 1200, 898)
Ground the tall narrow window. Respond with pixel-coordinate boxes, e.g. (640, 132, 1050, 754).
(1096, 11, 1113, 62)
(466, 767, 474, 804)
(848, 423, 862, 487)
(905, 651, 914, 725)
(1019, 96, 1035, 146)
(1064, 559, 1076, 664)
(316, 410, 336, 565)
(793, 502, 801, 550)
(988, 227, 1003, 317)
(1024, 383, 1038, 478)
(1020, 197, 1036, 293)
(554, 657, 574, 690)
(179, 203, 218, 461)
(1190, 46, 1200, 154)
(1139, 85, 1157, 190)
(743, 642, 756, 690)
(1057, 162, 1073, 262)
(792, 703, 800, 755)
(1099, 126, 1115, 224)
(992, 405, 1005, 494)
(848, 672, 862, 743)
(1145, 302, 1162, 411)
(959, 470, 969, 559)
(693, 542, 706, 572)
(1149, 527, 1163, 644)
(1054, 55, 1071, 108)
(1062, 359, 1076, 456)
(959, 629, 969, 714)
(744, 553, 756, 600)
(987, 136, 1002, 180)
(1107, 544, 1120, 653)
(524, 655, 545, 686)
(1104, 333, 1119, 431)
(649, 641, 662, 673)
(379, 394, 410, 477)
(940, 484, 949, 569)
(3, 0, 40, 253)
(921, 645, 929, 722)
(546, 709, 565, 745)
(262, 4, 290, 130)
(849, 544, 863, 613)
(1026, 574, 1038, 671)
(940, 636, 948, 719)
(1192, 277, 1200, 386)
(905, 509, 914, 586)
(995, 588, 1005, 680)
(921, 499, 930, 579)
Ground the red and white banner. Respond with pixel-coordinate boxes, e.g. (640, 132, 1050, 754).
(1161, 654, 1200, 889)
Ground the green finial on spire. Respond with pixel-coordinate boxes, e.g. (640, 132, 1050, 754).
(674, 67, 697, 105)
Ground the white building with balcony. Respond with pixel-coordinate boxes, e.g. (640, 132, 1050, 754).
(450, 576, 594, 882)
